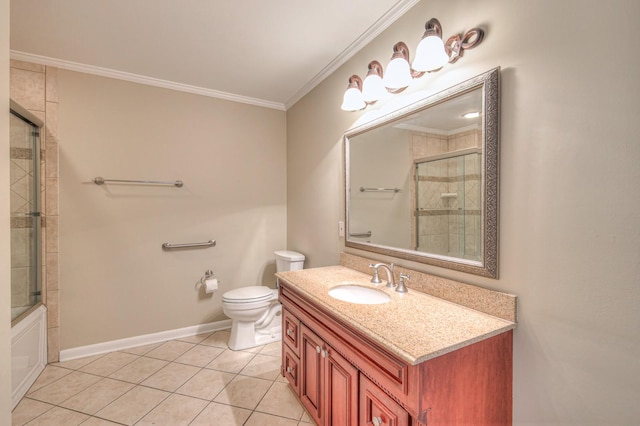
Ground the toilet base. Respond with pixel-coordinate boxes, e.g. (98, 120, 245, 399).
(228, 321, 282, 351)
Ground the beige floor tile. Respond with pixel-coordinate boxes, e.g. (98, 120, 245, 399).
(240, 344, 265, 353)
(256, 381, 305, 420)
(175, 344, 224, 367)
(22, 406, 89, 425)
(190, 401, 252, 426)
(108, 356, 168, 384)
(145, 340, 195, 361)
(260, 341, 283, 357)
(120, 342, 162, 356)
(176, 332, 213, 344)
(81, 417, 123, 425)
(199, 330, 231, 348)
(213, 375, 272, 410)
(79, 351, 139, 376)
(206, 349, 255, 373)
(245, 411, 299, 425)
(300, 409, 314, 423)
(51, 353, 105, 371)
(176, 368, 235, 400)
(136, 394, 208, 426)
(59, 377, 134, 415)
(136, 393, 208, 426)
(11, 398, 54, 426)
(25, 365, 72, 394)
(240, 353, 282, 380)
(95, 386, 170, 425)
(28, 371, 102, 405)
(141, 362, 200, 392)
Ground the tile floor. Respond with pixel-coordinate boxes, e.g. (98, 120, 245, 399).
(12, 330, 314, 425)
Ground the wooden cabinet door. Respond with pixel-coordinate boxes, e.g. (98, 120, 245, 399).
(325, 346, 359, 425)
(360, 374, 409, 426)
(283, 344, 300, 395)
(300, 325, 324, 425)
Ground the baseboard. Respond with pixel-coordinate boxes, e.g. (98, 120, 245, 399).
(59, 319, 232, 362)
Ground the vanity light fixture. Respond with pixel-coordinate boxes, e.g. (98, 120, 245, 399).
(412, 18, 450, 72)
(341, 75, 366, 111)
(383, 42, 422, 91)
(341, 17, 485, 111)
(361, 61, 387, 103)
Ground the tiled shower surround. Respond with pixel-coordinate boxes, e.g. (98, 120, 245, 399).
(10, 60, 60, 362)
(411, 129, 482, 260)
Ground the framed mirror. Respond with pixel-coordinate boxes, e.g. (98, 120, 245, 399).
(345, 68, 499, 278)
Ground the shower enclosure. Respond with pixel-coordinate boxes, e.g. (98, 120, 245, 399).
(10, 108, 42, 322)
(415, 149, 482, 261)
(10, 101, 47, 409)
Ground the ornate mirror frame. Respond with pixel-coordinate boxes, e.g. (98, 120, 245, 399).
(344, 67, 499, 278)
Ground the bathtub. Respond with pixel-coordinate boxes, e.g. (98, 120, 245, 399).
(11, 304, 47, 409)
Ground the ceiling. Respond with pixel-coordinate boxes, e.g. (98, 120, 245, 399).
(10, 0, 418, 110)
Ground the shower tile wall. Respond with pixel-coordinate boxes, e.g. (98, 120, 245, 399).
(10, 60, 60, 362)
(10, 115, 36, 309)
(412, 129, 481, 259)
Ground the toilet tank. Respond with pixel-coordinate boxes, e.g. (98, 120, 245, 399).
(274, 250, 305, 272)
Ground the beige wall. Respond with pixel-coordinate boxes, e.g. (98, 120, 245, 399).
(58, 71, 287, 349)
(287, 0, 640, 424)
(1, 0, 11, 420)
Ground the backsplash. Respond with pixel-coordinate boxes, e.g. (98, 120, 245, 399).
(340, 252, 516, 322)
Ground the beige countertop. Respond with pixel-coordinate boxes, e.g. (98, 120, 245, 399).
(276, 265, 516, 365)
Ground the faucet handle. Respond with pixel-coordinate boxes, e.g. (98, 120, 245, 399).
(396, 273, 410, 293)
(368, 263, 382, 284)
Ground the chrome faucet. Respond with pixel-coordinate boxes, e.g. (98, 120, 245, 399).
(368, 262, 395, 287)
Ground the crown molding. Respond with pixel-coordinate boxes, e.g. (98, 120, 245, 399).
(10, 50, 286, 111)
(11, 0, 418, 112)
(284, 0, 420, 109)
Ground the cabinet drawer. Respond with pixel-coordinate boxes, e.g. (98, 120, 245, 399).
(360, 374, 409, 426)
(283, 307, 300, 354)
(283, 344, 300, 395)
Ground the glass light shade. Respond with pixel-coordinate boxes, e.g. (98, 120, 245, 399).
(341, 87, 366, 111)
(412, 35, 449, 72)
(384, 57, 413, 90)
(362, 74, 387, 103)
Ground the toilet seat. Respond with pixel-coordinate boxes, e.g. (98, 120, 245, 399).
(223, 286, 274, 304)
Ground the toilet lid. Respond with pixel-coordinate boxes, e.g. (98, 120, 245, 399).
(223, 286, 274, 303)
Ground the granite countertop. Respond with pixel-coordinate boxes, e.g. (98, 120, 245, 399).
(276, 265, 516, 365)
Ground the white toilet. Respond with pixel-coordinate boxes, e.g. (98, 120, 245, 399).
(222, 250, 305, 350)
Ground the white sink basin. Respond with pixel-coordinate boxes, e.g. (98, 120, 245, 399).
(328, 284, 391, 305)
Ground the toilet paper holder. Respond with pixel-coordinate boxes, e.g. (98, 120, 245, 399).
(200, 270, 220, 285)
(199, 270, 221, 294)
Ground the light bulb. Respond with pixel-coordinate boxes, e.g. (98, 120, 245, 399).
(384, 56, 412, 90)
(362, 74, 386, 103)
(341, 87, 365, 111)
(412, 35, 449, 72)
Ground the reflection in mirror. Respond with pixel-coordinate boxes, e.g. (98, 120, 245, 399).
(345, 68, 499, 278)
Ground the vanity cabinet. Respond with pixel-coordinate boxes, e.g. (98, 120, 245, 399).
(299, 324, 359, 425)
(279, 278, 513, 426)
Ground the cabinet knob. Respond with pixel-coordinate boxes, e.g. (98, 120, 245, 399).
(316, 345, 321, 354)
(321, 349, 327, 358)
(372, 416, 384, 426)
(286, 366, 292, 373)
(286, 329, 294, 337)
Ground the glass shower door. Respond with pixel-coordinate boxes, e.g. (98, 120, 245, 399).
(10, 111, 41, 322)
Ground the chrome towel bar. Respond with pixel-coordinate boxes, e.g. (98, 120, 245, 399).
(359, 186, 400, 193)
(93, 176, 184, 187)
(162, 240, 216, 250)
(349, 231, 372, 238)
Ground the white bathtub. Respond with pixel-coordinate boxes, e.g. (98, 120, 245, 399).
(11, 304, 47, 409)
